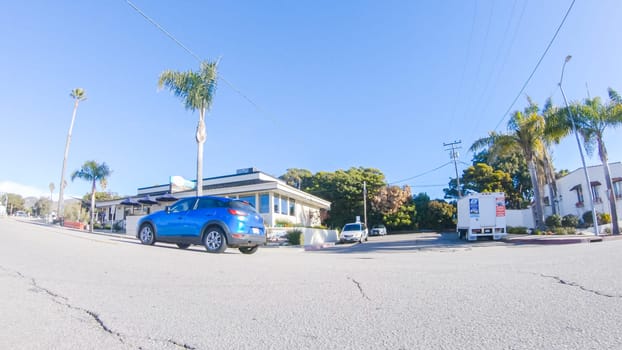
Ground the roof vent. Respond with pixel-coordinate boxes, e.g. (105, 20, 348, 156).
(236, 167, 257, 174)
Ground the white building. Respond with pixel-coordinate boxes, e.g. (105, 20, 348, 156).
(543, 162, 622, 222)
(95, 168, 331, 232)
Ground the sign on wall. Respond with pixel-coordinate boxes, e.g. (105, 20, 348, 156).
(170, 176, 196, 193)
(469, 198, 479, 218)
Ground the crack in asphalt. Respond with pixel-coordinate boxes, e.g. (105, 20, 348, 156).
(1, 265, 199, 349)
(167, 339, 198, 349)
(347, 276, 371, 301)
(541, 274, 621, 298)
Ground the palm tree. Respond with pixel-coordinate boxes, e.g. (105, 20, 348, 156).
(58, 88, 87, 219)
(158, 61, 218, 196)
(471, 100, 547, 228)
(49, 182, 55, 202)
(71, 161, 111, 233)
(572, 88, 622, 234)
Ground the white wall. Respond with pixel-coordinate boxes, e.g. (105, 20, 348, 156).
(506, 209, 535, 229)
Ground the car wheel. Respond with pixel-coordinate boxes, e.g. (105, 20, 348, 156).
(138, 224, 156, 245)
(239, 246, 259, 255)
(177, 243, 190, 249)
(203, 227, 227, 253)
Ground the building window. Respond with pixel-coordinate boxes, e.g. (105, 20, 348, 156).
(238, 194, 256, 208)
(573, 185, 584, 207)
(274, 194, 280, 213)
(280, 197, 288, 215)
(614, 181, 622, 199)
(543, 196, 550, 206)
(259, 193, 269, 213)
(592, 184, 601, 203)
(289, 199, 296, 216)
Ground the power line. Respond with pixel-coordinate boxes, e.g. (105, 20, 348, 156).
(126, 0, 274, 123)
(388, 162, 452, 185)
(493, 0, 576, 132)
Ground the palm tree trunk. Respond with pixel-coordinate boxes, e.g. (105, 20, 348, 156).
(90, 180, 96, 233)
(58, 100, 80, 219)
(598, 140, 619, 234)
(528, 160, 545, 229)
(195, 108, 207, 196)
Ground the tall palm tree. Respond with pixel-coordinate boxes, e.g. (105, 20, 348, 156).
(71, 161, 111, 233)
(49, 182, 55, 202)
(572, 88, 622, 234)
(58, 88, 87, 219)
(158, 61, 218, 196)
(471, 101, 547, 228)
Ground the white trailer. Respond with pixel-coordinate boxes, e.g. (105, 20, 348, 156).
(457, 192, 507, 241)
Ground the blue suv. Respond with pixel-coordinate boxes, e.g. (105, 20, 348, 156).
(137, 196, 265, 254)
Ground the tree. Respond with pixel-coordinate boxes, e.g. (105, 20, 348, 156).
(571, 88, 622, 234)
(371, 185, 416, 231)
(304, 167, 386, 228)
(71, 161, 112, 233)
(279, 168, 313, 189)
(471, 100, 547, 228)
(6, 193, 25, 215)
(159, 61, 218, 196)
(33, 197, 52, 217)
(49, 182, 55, 202)
(58, 88, 87, 219)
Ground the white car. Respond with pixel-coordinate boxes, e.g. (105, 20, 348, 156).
(370, 224, 387, 236)
(339, 222, 368, 243)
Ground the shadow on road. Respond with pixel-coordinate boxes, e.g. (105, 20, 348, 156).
(315, 232, 507, 254)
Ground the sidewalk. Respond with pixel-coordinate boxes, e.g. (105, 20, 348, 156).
(504, 233, 622, 245)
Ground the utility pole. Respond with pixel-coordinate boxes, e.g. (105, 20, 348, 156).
(444, 140, 462, 198)
(363, 181, 368, 229)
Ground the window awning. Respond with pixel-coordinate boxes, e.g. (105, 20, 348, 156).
(569, 184, 581, 191)
(590, 181, 602, 186)
(613, 177, 622, 183)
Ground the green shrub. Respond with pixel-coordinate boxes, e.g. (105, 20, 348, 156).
(545, 215, 562, 228)
(552, 227, 576, 235)
(275, 219, 294, 227)
(533, 229, 544, 235)
(507, 226, 528, 234)
(561, 214, 579, 228)
(284, 229, 303, 245)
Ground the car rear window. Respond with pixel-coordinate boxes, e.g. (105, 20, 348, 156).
(229, 200, 258, 213)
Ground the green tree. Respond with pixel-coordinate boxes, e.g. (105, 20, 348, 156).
(33, 197, 52, 217)
(58, 88, 87, 218)
(71, 161, 112, 232)
(382, 199, 416, 230)
(471, 100, 547, 228)
(413, 193, 456, 230)
(279, 168, 313, 189)
(159, 61, 218, 196)
(6, 193, 25, 215)
(305, 167, 385, 228)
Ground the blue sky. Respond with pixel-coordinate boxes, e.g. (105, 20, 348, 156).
(1, 0, 621, 201)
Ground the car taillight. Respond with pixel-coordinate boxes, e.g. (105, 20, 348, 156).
(228, 208, 248, 216)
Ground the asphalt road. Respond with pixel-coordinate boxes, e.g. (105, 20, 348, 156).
(1, 218, 621, 350)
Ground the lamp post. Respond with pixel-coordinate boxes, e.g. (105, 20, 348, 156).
(558, 55, 599, 236)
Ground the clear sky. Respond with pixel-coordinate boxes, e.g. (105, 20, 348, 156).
(1, 0, 621, 201)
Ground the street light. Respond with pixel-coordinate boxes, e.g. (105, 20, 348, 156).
(558, 55, 599, 236)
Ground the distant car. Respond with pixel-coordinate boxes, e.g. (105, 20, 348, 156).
(14, 211, 28, 218)
(137, 195, 265, 254)
(339, 222, 368, 243)
(370, 224, 387, 236)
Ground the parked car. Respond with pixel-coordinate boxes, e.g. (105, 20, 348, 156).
(370, 224, 387, 236)
(137, 195, 265, 254)
(339, 222, 368, 243)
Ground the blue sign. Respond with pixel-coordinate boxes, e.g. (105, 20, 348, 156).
(469, 198, 480, 217)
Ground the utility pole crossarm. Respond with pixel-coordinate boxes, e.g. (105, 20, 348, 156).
(444, 140, 463, 198)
